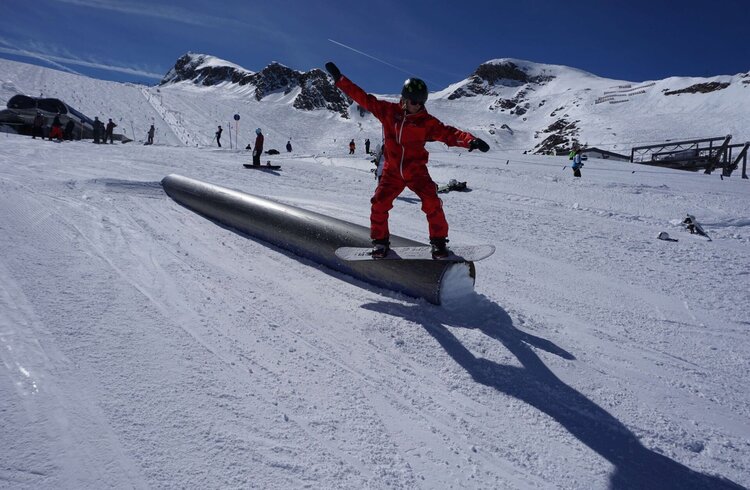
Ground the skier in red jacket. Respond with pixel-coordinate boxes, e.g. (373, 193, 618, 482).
(325, 62, 489, 258)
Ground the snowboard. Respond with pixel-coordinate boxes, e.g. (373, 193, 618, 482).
(335, 244, 495, 262)
(244, 163, 281, 170)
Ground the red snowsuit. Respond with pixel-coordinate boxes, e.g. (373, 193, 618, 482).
(335, 76, 476, 241)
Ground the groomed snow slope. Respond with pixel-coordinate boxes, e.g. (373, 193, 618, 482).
(0, 132, 748, 489)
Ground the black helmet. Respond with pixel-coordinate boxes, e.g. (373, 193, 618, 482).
(401, 78, 428, 104)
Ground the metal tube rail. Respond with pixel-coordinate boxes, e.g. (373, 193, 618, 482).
(161, 174, 475, 304)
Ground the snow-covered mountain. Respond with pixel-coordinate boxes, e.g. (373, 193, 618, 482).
(161, 53, 351, 117)
(2, 55, 748, 155)
(432, 58, 750, 154)
(1, 54, 749, 488)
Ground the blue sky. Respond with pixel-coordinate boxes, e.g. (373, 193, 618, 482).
(1, 0, 748, 93)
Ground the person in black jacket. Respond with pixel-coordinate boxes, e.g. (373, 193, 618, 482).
(252, 128, 264, 165)
(93, 117, 103, 143)
(215, 125, 223, 147)
(63, 119, 75, 140)
(105, 119, 117, 144)
(32, 112, 45, 139)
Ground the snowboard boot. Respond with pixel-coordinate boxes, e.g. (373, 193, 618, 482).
(370, 238, 390, 259)
(430, 237, 450, 259)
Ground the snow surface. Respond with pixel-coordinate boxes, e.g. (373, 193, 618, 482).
(1, 58, 749, 489)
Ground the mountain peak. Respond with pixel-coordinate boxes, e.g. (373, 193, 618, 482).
(159, 54, 351, 117)
(160, 52, 255, 86)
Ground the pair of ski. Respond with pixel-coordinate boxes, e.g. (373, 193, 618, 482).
(336, 244, 494, 262)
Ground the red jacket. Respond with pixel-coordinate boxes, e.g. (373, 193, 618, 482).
(335, 76, 475, 178)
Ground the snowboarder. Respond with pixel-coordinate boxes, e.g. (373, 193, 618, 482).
(32, 111, 44, 139)
(105, 118, 117, 144)
(215, 125, 223, 147)
(325, 61, 490, 258)
(252, 128, 264, 166)
(570, 147, 583, 177)
(349, 139, 356, 155)
(365, 138, 370, 154)
(286, 140, 292, 152)
(146, 125, 155, 145)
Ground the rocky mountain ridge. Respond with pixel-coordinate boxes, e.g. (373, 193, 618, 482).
(161, 53, 351, 117)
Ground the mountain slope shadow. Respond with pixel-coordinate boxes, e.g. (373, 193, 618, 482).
(362, 294, 742, 490)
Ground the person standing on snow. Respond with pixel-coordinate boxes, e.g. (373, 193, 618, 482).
(32, 111, 45, 139)
(365, 138, 371, 154)
(349, 139, 356, 155)
(105, 118, 117, 144)
(63, 119, 75, 140)
(147, 125, 155, 145)
(215, 125, 223, 147)
(570, 146, 583, 177)
(93, 117, 103, 143)
(325, 61, 490, 259)
(49, 113, 64, 141)
(371, 142, 385, 183)
(252, 128, 264, 166)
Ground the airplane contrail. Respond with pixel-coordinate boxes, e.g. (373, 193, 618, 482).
(327, 39, 418, 78)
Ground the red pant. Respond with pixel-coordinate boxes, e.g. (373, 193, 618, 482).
(370, 165, 447, 241)
(49, 126, 64, 140)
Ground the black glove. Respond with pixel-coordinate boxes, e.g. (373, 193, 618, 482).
(325, 62, 342, 82)
(468, 138, 490, 152)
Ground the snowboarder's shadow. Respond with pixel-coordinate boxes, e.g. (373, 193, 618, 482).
(362, 295, 741, 490)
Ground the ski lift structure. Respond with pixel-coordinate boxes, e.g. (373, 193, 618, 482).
(629, 135, 749, 179)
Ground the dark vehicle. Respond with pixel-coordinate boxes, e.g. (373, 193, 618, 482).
(0, 95, 131, 142)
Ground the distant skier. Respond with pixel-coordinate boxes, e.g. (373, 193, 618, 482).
(252, 128, 264, 166)
(325, 61, 489, 259)
(365, 138, 370, 154)
(105, 118, 117, 144)
(349, 139, 356, 155)
(146, 125, 155, 145)
(286, 140, 292, 152)
(215, 125, 223, 147)
(570, 147, 583, 177)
